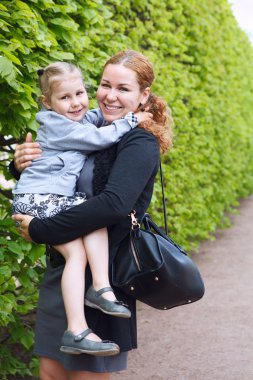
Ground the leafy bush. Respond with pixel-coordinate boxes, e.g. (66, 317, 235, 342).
(1, 0, 253, 377)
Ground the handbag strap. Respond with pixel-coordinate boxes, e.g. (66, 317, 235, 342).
(130, 162, 168, 235)
(159, 162, 168, 236)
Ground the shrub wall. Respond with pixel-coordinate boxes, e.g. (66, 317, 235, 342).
(1, 0, 253, 377)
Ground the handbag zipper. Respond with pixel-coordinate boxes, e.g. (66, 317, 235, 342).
(129, 211, 142, 271)
(130, 236, 141, 271)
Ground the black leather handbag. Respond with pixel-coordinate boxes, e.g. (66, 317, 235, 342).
(112, 165, 205, 310)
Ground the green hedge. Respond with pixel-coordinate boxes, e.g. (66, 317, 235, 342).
(1, 0, 253, 377)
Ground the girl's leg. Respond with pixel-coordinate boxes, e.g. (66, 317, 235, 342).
(54, 239, 100, 341)
(83, 228, 115, 301)
(83, 229, 131, 318)
(50, 239, 120, 355)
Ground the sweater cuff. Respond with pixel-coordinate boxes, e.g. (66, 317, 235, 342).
(124, 112, 138, 129)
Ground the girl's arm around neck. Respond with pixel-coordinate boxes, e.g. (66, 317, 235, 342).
(37, 109, 136, 153)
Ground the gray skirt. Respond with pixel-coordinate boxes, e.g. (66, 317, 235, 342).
(34, 260, 128, 373)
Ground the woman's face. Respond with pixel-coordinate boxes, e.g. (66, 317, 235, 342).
(97, 64, 150, 123)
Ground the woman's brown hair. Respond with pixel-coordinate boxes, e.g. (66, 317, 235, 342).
(103, 50, 173, 153)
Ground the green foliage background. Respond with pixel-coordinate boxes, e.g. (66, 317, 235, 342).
(0, 0, 253, 377)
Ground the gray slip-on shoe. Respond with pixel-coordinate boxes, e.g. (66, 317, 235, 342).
(84, 286, 131, 318)
(60, 328, 120, 356)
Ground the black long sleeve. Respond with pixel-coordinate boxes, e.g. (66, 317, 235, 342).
(29, 128, 160, 244)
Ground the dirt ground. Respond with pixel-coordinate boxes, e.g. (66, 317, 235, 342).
(112, 195, 253, 380)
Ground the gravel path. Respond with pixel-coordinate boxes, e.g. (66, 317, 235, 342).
(112, 195, 253, 380)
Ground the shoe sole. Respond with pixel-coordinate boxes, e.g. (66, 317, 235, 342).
(84, 299, 131, 318)
(60, 345, 120, 356)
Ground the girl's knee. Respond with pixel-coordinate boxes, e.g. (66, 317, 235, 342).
(65, 250, 87, 264)
(55, 240, 87, 263)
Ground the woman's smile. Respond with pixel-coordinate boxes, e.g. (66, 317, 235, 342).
(104, 104, 122, 111)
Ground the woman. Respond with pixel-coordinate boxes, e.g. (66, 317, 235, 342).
(12, 50, 173, 380)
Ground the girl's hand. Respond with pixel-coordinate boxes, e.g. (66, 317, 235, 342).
(134, 111, 153, 124)
(14, 132, 42, 172)
(12, 214, 34, 242)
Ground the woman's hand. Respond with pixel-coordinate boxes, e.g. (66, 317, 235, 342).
(12, 214, 34, 242)
(14, 132, 42, 172)
(135, 111, 153, 124)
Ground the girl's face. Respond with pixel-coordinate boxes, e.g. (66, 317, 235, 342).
(97, 64, 150, 123)
(42, 75, 89, 122)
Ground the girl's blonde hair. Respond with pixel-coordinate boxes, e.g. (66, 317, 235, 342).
(37, 62, 83, 99)
(103, 50, 173, 153)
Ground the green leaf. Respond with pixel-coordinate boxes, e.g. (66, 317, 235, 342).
(49, 50, 75, 60)
(7, 241, 24, 255)
(0, 265, 11, 283)
(20, 330, 34, 350)
(1, 49, 22, 65)
(50, 17, 79, 31)
(0, 4, 8, 11)
(0, 56, 15, 79)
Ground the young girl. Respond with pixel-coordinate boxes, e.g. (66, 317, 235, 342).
(12, 62, 151, 356)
